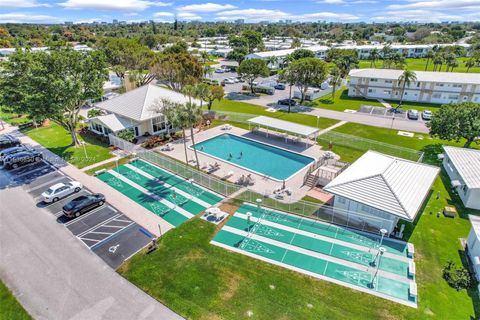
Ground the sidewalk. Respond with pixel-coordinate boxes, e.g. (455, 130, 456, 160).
(3, 123, 173, 237)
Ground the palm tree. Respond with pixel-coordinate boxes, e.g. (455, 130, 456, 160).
(445, 54, 458, 72)
(267, 55, 279, 69)
(424, 51, 434, 71)
(329, 66, 342, 101)
(397, 69, 417, 108)
(181, 102, 203, 169)
(194, 83, 209, 108)
(159, 99, 189, 164)
(465, 58, 476, 73)
(381, 44, 392, 68)
(432, 54, 444, 72)
(368, 48, 380, 68)
(200, 51, 209, 65)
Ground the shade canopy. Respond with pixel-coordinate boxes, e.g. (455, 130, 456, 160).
(247, 116, 320, 137)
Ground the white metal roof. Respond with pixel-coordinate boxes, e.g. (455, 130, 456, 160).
(349, 68, 480, 85)
(443, 146, 480, 188)
(95, 84, 200, 121)
(324, 151, 439, 220)
(247, 116, 320, 137)
(90, 114, 138, 132)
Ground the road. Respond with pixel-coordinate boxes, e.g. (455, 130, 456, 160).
(303, 108, 430, 133)
(0, 176, 183, 320)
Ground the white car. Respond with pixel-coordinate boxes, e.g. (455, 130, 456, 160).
(42, 181, 83, 203)
(215, 68, 225, 73)
(223, 78, 235, 84)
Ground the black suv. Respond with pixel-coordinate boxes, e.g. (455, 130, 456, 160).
(0, 135, 21, 150)
(62, 193, 105, 218)
(0, 146, 28, 163)
(3, 150, 43, 169)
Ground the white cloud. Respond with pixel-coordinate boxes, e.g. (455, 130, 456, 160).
(373, 9, 462, 22)
(177, 3, 236, 12)
(177, 12, 202, 20)
(351, 0, 377, 4)
(0, 0, 49, 7)
(299, 11, 360, 21)
(388, 0, 480, 10)
(216, 8, 289, 22)
(59, 0, 172, 11)
(153, 11, 174, 17)
(317, 0, 345, 4)
(0, 13, 61, 23)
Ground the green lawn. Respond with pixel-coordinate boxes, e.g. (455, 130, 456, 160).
(210, 99, 339, 129)
(358, 57, 480, 73)
(310, 88, 441, 113)
(120, 178, 480, 319)
(0, 280, 31, 320)
(22, 123, 113, 169)
(0, 110, 32, 126)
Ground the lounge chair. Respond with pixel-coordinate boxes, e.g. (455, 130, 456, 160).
(223, 170, 234, 180)
(161, 143, 174, 151)
(245, 174, 255, 186)
(221, 124, 233, 131)
(236, 175, 245, 185)
(207, 162, 220, 173)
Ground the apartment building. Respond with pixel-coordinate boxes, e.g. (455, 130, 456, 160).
(348, 68, 480, 104)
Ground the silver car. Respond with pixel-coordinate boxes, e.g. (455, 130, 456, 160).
(42, 181, 83, 203)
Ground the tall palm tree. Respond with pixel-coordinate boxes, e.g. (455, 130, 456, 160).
(329, 66, 342, 101)
(424, 51, 434, 71)
(432, 54, 444, 72)
(194, 83, 209, 108)
(368, 48, 380, 68)
(181, 102, 203, 169)
(397, 69, 417, 108)
(160, 99, 189, 164)
(267, 55, 279, 69)
(465, 58, 476, 73)
(445, 54, 458, 72)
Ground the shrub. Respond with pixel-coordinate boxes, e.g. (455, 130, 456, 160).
(442, 260, 473, 291)
(117, 128, 136, 143)
(142, 135, 165, 149)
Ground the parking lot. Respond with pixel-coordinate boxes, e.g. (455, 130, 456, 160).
(3, 154, 153, 269)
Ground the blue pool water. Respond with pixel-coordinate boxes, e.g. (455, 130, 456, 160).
(193, 134, 314, 180)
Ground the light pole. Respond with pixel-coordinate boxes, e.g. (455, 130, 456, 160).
(379, 228, 388, 248)
(370, 247, 386, 288)
(256, 198, 262, 214)
(316, 115, 320, 128)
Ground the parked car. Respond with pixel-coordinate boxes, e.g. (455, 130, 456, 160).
(274, 83, 286, 90)
(0, 134, 21, 150)
(236, 77, 245, 83)
(42, 181, 83, 203)
(3, 150, 43, 169)
(215, 68, 225, 73)
(407, 109, 419, 120)
(0, 146, 28, 163)
(232, 77, 240, 83)
(422, 110, 433, 120)
(223, 78, 235, 84)
(62, 193, 105, 218)
(277, 98, 297, 106)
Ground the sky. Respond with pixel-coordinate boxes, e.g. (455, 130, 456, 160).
(0, 0, 479, 24)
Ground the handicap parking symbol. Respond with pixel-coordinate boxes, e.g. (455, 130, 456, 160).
(109, 244, 120, 254)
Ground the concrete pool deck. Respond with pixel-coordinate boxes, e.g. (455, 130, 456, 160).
(155, 125, 333, 202)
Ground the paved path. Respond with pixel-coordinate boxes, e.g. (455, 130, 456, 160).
(81, 155, 121, 172)
(0, 179, 183, 320)
(317, 120, 348, 135)
(302, 108, 429, 133)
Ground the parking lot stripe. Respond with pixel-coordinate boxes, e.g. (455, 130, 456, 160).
(89, 222, 136, 250)
(28, 175, 71, 192)
(88, 231, 116, 235)
(76, 213, 122, 238)
(43, 189, 92, 208)
(79, 237, 101, 243)
(63, 205, 112, 227)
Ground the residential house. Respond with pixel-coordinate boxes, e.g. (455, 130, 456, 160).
(442, 146, 480, 210)
(324, 151, 439, 234)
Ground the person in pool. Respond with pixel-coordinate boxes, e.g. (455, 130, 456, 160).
(239, 151, 243, 158)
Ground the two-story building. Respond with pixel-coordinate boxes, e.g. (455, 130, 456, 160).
(348, 69, 480, 104)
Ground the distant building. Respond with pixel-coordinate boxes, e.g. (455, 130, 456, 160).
(64, 21, 74, 25)
(112, 19, 118, 24)
(234, 19, 244, 24)
(348, 68, 480, 104)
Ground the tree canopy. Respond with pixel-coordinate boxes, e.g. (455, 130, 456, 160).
(0, 48, 108, 146)
(284, 57, 328, 103)
(238, 59, 270, 94)
(153, 53, 203, 90)
(428, 102, 480, 148)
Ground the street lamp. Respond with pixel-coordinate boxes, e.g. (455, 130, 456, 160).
(256, 198, 262, 213)
(370, 247, 386, 288)
(379, 228, 388, 248)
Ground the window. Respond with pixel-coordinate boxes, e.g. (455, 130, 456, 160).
(432, 93, 441, 99)
(452, 84, 462, 88)
(436, 83, 444, 87)
(383, 90, 391, 95)
(337, 196, 346, 204)
(370, 78, 378, 82)
(385, 80, 393, 84)
(416, 82, 421, 88)
(91, 123, 103, 133)
(448, 95, 459, 100)
(104, 127, 113, 135)
(152, 116, 166, 132)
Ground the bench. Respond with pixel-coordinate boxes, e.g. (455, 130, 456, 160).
(408, 261, 416, 277)
(407, 243, 415, 258)
(94, 168, 107, 176)
(409, 282, 417, 298)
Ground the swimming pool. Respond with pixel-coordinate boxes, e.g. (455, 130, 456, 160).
(192, 133, 314, 181)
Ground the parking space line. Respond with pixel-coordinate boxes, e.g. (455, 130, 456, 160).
(63, 205, 113, 227)
(42, 189, 92, 208)
(88, 231, 116, 235)
(76, 213, 122, 238)
(89, 222, 136, 250)
(28, 175, 71, 192)
(79, 237, 101, 243)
